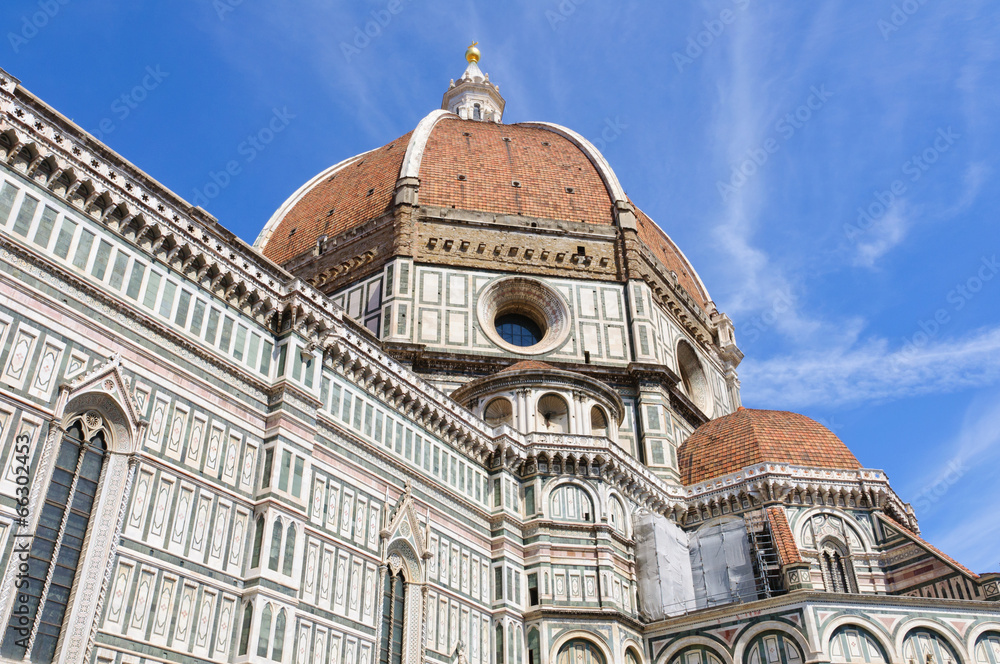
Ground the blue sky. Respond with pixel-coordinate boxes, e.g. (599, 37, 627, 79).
(3, 1, 998, 571)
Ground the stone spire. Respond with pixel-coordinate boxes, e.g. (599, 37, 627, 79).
(441, 42, 505, 123)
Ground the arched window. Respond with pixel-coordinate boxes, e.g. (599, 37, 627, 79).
(677, 340, 709, 410)
(238, 604, 253, 656)
(821, 540, 856, 593)
(496, 313, 543, 347)
(626, 649, 643, 664)
(609, 497, 627, 536)
(528, 628, 541, 664)
(268, 519, 283, 571)
(473, 103, 482, 121)
(975, 632, 1000, 664)
(282, 524, 296, 576)
(484, 397, 514, 427)
(669, 646, 725, 664)
(557, 639, 606, 664)
(590, 406, 608, 438)
(745, 632, 803, 664)
(272, 609, 286, 661)
(0, 415, 108, 662)
(496, 623, 505, 664)
(829, 625, 889, 663)
(251, 515, 265, 568)
(379, 567, 406, 664)
(902, 629, 960, 664)
(257, 604, 273, 658)
(549, 484, 594, 522)
(537, 394, 569, 433)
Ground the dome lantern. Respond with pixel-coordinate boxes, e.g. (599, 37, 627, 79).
(442, 42, 505, 122)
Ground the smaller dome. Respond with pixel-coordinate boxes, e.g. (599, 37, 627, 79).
(678, 407, 861, 485)
(498, 360, 557, 374)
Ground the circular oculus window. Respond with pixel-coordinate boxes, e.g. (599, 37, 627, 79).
(476, 277, 571, 355)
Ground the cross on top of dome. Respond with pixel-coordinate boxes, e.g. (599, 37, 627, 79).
(442, 42, 505, 122)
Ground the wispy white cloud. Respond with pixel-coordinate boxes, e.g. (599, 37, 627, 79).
(741, 326, 1000, 408)
(852, 202, 911, 268)
(909, 391, 1000, 573)
(943, 160, 990, 217)
(705, 8, 827, 343)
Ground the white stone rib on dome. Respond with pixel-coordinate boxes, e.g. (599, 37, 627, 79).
(253, 149, 374, 250)
(636, 206, 713, 307)
(519, 121, 628, 204)
(398, 109, 454, 180)
(522, 122, 712, 305)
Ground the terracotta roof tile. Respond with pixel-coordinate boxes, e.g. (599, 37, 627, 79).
(261, 116, 709, 311)
(262, 131, 412, 264)
(499, 360, 557, 374)
(633, 204, 709, 309)
(418, 118, 614, 225)
(678, 407, 862, 485)
(766, 506, 803, 565)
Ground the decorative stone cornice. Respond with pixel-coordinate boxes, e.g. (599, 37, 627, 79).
(682, 462, 915, 530)
(452, 363, 626, 425)
(490, 429, 688, 518)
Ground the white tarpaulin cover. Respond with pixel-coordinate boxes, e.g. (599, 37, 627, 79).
(689, 517, 756, 608)
(634, 511, 696, 619)
(635, 513, 758, 618)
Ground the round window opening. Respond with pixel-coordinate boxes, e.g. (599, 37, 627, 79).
(495, 313, 544, 347)
(476, 277, 571, 355)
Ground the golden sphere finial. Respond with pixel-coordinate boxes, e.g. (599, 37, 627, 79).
(465, 41, 480, 64)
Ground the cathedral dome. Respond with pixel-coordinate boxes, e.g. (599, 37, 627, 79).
(255, 113, 711, 309)
(678, 407, 862, 485)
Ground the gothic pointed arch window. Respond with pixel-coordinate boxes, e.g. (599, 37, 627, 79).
(379, 564, 406, 664)
(271, 609, 286, 661)
(238, 604, 253, 656)
(0, 413, 109, 662)
(282, 523, 296, 576)
(268, 519, 283, 571)
(820, 539, 857, 593)
(257, 603, 273, 657)
(251, 515, 265, 568)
